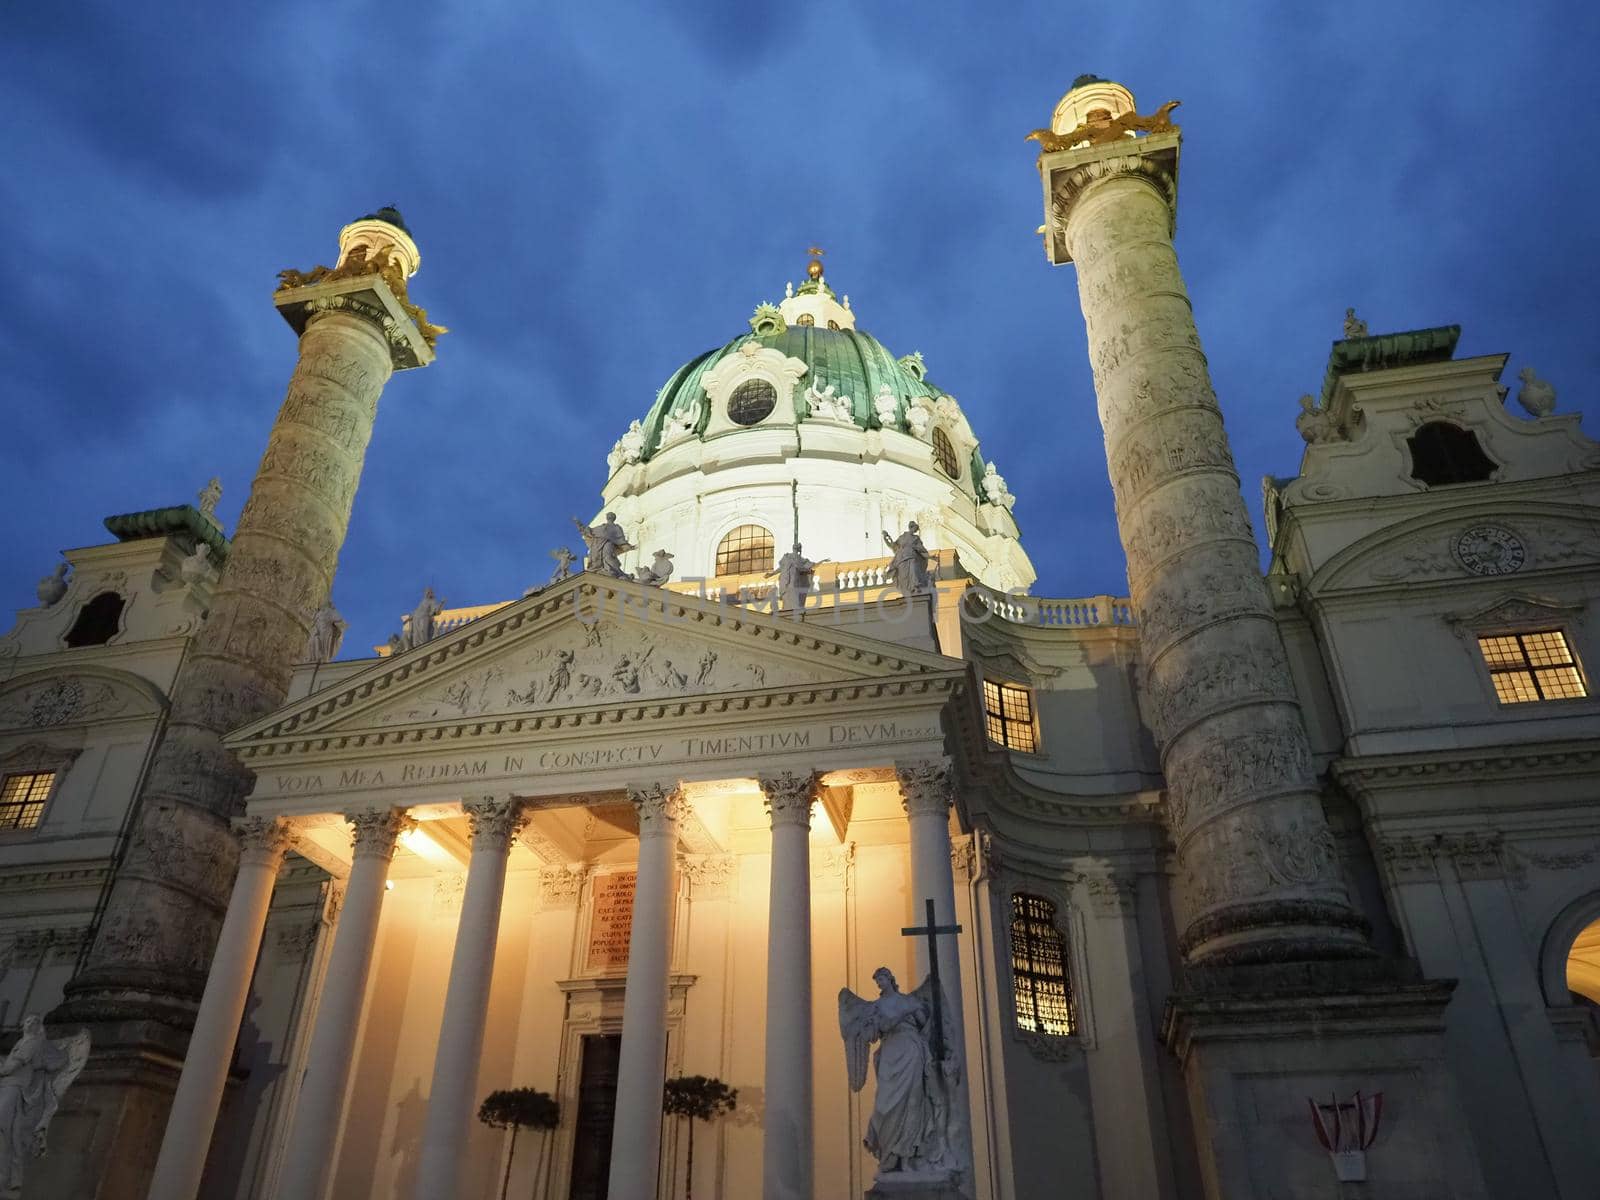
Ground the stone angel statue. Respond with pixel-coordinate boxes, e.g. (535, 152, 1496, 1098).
(0, 1016, 90, 1197)
(572, 514, 634, 578)
(838, 968, 963, 1183)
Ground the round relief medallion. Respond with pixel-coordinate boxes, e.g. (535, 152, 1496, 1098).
(30, 678, 85, 726)
(1452, 524, 1526, 576)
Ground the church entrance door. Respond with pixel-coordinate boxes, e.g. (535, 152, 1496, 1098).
(568, 1032, 623, 1200)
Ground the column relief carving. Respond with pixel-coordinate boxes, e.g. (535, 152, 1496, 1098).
(949, 834, 976, 884)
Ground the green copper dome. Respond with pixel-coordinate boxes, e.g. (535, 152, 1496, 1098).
(638, 325, 953, 461)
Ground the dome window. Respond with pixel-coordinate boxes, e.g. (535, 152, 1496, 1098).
(715, 524, 774, 576)
(827, 320, 841, 331)
(796, 313, 815, 327)
(931, 427, 961, 480)
(1407, 422, 1495, 486)
(728, 379, 778, 426)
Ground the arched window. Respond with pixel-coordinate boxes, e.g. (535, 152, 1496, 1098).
(64, 592, 124, 648)
(728, 379, 777, 426)
(931, 427, 960, 480)
(715, 524, 774, 576)
(796, 313, 815, 327)
(1407, 422, 1495, 486)
(1009, 893, 1075, 1035)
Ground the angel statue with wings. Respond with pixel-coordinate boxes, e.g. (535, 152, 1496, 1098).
(0, 1015, 90, 1197)
(839, 967, 963, 1186)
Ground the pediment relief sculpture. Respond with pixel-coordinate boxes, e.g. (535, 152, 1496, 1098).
(372, 618, 833, 724)
(1324, 515, 1599, 590)
(0, 670, 164, 732)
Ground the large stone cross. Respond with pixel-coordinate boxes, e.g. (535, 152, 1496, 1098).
(902, 897, 962, 1063)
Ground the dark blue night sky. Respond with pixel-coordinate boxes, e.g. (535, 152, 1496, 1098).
(3, 3, 1596, 655)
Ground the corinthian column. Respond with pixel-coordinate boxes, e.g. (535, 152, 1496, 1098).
(147, 817, 297, 1200)
(414, 798, 531, 1200)
(46, 211, 440, 1196)
(275, 808, 413, 1200)
(759, 771, 818, 1200)
(607, 782, 686, 1200)
(1035, 80, 1365, 965)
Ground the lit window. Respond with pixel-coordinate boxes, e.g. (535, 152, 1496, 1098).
(1477, 630, 1587, 704)
(728, 379, 777, 426)
(715, 524, 774, 576)
(0, 771, 56, 831)
(796, 313, 815, 327)
(983, 679, 1038, 752)
(1010, 893, 1075, 1036)
(931, 428, 960, 479)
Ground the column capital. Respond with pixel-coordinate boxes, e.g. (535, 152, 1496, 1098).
(1083, 870, 1139, 918)
(233, 816, 298, 868)
(628, 782, 689, 835)
(896, 758, 955, 819)
(759, 770, 819, 829)
(461, 796, 530, 852)
(347, 808, 415, 860)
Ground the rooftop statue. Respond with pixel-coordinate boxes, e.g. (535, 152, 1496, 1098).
(1343, 307, 1369, 338)
(769, 542, 828, 610)
(1295, 394, 1338, 444)
(304, 601, 348, 663)
(883, 522, 932, 594)
(0, 1016, 90, 1198)
(634, 549, 675, 587)
(806, 380, 854, 424)
(873, 385, 901, 430)
(178, 542, 216, 588)
(197, 476, 223, 519)
(573, 514, 634, 578)
(1515, 367, 1557, 418)
(35, 563, 69, 608)
(549, 546, 578, 584)
(839, 968, 962, 1185)
(401, 587, 444, 650)
(1026, 98, 1180, 155)
(980, 462, 1016, 509)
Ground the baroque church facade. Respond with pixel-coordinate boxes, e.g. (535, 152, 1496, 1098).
(2, 77, 1598, 1200)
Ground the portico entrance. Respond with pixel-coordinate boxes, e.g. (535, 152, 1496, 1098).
(143, 574, 977, 1200)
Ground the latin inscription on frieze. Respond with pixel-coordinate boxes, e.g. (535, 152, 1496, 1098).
(586, 870, 636, 973)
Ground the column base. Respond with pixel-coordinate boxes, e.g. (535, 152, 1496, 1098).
(1161, 959, 1490, 1200)
(866, 1170, 964, 1200)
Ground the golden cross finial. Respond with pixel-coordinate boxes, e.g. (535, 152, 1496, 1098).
(806, 245, 825, 281)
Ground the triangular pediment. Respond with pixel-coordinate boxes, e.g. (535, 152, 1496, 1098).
(227, 574, 962, 749)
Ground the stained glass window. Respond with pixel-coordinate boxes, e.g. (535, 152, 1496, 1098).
(1477, 630, 1587, 703)
(1010, 892, 1075, 1036)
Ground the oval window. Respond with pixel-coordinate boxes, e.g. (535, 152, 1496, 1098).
(728, 379, 778, 426)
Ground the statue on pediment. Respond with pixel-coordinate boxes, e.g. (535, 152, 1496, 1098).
(35, 564, 69, 608)
(770, 543, 827, 609)
(573, 514, 634, 578)
(402, 587, 444, 650)
(634, 549, 675, 586)
(305, 602, 347, 663)
(550, 546, 579, 584)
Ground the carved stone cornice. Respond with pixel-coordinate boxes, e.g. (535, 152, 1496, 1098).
(1333, 741, 1600, 798)
(461, 797, 530, 851)
(234, 815, 298, 868)
(347, 808, 414, 860)
(1437, 831, 1507, 882)
(628, 782, 689, 834)
(759, 770, 818, 828)
(896, 758, 954, 819)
